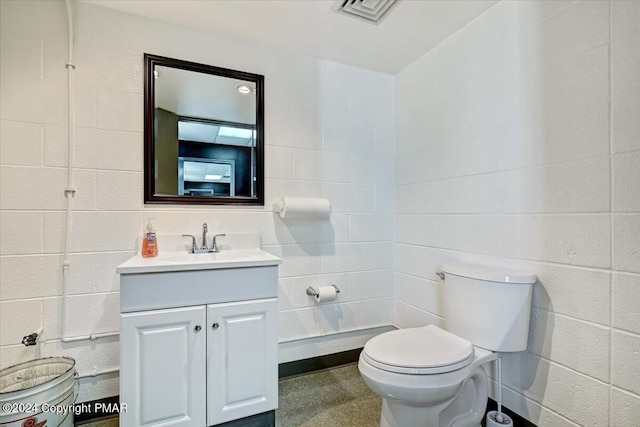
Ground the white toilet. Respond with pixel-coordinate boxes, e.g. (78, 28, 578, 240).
(359, 263, 536, 427)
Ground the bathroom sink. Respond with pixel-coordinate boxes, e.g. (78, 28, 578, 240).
(117, 233, 281, 274)
(116, 248, 281, 274)
(160, 251, 252, 264)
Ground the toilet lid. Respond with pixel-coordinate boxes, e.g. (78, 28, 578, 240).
(363, 325, 474, 374)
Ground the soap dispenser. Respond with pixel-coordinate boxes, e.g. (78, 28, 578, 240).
(141, 218, 158, 258)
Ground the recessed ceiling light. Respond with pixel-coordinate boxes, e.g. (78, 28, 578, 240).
(236, 83, 253, 94)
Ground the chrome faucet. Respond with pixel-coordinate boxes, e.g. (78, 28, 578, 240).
(202, 222, 208, 250)
(181, 226, 225, 254)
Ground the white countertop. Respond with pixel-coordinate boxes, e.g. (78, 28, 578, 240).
(116, 233, 281, 274)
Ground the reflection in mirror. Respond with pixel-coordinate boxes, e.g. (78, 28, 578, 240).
(179, 158, 234, 196)
(144, 54, 264, 205)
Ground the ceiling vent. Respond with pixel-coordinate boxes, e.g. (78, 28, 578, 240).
(332, 0, 402, 25)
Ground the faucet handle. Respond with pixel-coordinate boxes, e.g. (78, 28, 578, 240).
(182, 234, 198, 253)
(212, 234, 226, 252)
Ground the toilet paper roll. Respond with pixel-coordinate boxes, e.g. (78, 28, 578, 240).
(315, 285, 337, 303)
(274, 197, 331, 219)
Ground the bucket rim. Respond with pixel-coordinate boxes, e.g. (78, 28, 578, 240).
(0, 356, 76, 395)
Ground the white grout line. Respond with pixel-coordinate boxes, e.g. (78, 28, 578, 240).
(608, 0, 615, 424)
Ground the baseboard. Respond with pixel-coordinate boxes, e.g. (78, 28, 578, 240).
(74, 396, 120, 424)
(278, 347, 363, 379)
(484, 398, 537, 427)
(216, 410, 275, 427)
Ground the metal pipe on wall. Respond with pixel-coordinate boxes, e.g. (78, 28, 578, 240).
(60, 0, 119, 346)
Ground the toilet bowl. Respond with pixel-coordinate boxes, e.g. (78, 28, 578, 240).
(359, 262, 537, 427)
(359, 325, 497, 427)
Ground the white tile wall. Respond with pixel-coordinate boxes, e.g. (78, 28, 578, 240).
(611, 2, 640, 154)
(0, 121, 43, 166)
(610, 388, 640, 427)
(0, 255, 61, 300)
(347, 270, 394, 301)
(72, 129, 143, 171)
(531, 263, 610, 325)
(611, 331, 640, 396)
(395, 273, 442, 316)
(395, 1, 640, 425)
(613, 151, 640, 212)
(503, 351, 610, 426)
(613, 214, 640, 273)
(528, 308, 610, 382)
(491, 374, 588, 427)
(502, 158, 610, 214)
(0, 1, 394, 402)
(0, 299, 43, 346)
(2, 0, 638, 419)
(502, 214, 611, 267)
(612, 273, 640, 334)
(394, 300, 443, 329)
(0, 212, 43, 255)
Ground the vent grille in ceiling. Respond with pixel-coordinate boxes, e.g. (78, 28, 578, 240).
(332, 0, 401, 25)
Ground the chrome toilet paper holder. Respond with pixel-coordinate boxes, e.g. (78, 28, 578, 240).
(306, 285, 340, 297)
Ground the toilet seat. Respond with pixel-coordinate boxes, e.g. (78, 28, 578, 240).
(362, 325, 474, 375)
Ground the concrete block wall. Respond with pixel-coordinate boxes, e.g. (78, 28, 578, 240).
(0, 1, 395, 401)
(395, 1, 639, 425)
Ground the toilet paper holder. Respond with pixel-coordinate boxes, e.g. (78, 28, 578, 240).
(306, 285, 340, 297)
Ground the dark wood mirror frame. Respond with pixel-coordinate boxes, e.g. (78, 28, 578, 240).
(144, 54, 265, 205)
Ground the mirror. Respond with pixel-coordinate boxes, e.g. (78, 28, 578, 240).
(144, 54, 264, 205)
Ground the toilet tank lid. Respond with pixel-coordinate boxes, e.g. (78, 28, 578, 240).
(441, 263, 536, 284)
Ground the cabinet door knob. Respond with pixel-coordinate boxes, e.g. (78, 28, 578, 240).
(212, 322, 219, 330)
(194, 325, 202, 332)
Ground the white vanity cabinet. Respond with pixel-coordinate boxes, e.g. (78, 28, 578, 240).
(207, 299, 278, 426)
(117, 246, 281, 427)
(121, 306, 207, 427)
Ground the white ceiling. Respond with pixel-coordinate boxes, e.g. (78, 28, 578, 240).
(85, 0, 497, 74)
(155, 66, 256, 124)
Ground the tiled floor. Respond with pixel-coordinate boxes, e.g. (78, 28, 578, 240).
(277, 364, 381, 427)
(80, 364, 381, 427)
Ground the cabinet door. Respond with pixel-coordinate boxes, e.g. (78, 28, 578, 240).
(121, 306, 206, 427)
(207, 298, 278, 425)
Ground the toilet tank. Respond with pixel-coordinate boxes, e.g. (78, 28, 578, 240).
(441, 263, 536, 352)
